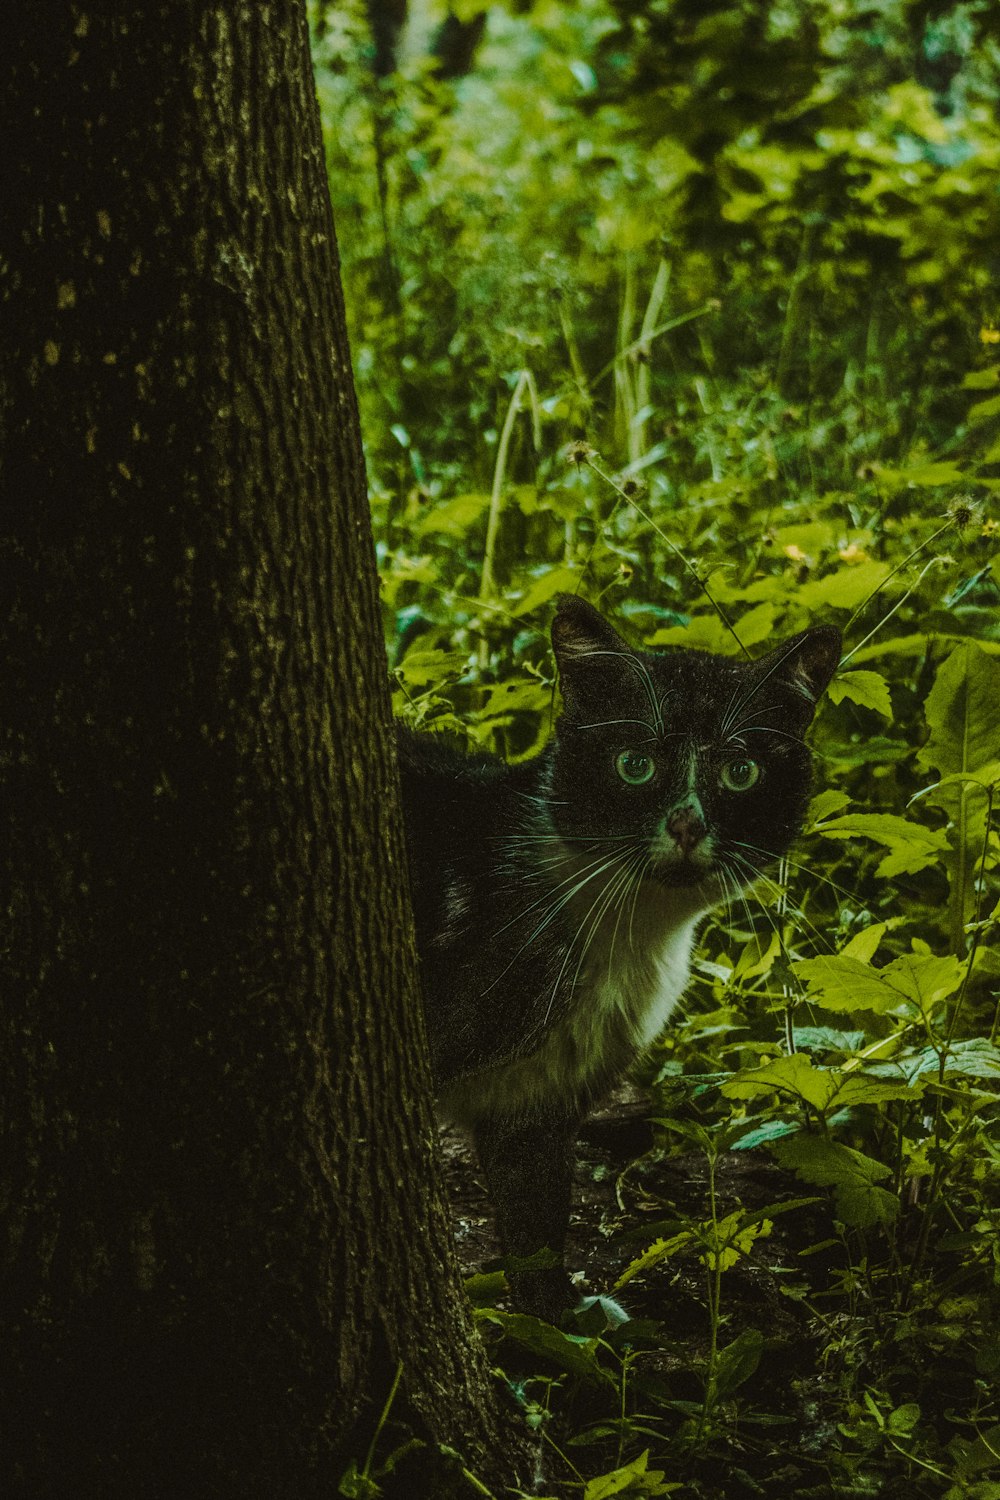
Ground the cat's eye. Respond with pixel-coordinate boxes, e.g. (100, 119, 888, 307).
(720, 758, 760, 792)
(615, 750, 655, 786)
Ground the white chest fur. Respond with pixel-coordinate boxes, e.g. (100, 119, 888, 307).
(441, 868, 710, 1125)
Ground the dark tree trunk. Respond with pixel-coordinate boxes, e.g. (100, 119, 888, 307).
(0, 6, 525, 1496)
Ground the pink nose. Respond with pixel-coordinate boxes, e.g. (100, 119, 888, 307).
(666, 806, 706, 855)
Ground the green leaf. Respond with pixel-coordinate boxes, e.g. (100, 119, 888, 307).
(807, 789, 852, 826)
(873, 460, 967, 488)
(918, 641, 1000, 784)
(584, 1449, 676, 1499)
(415, 491, 491, 535)
(841, 923, 888, 963)
(878, 953, 964, 1015)
(827, 670, 892, 718)
(771, 1134, 898, 1227)
(790, 956, 905, 1013)
(475, 1309, 611, 1385)
(894, 1038, 1000, 1081)
(514, 565, 580, 616)
(702, 1211, 772, 1271)
(615, 1231, 695, 1289)
(796, 559, 892, 612)
(721, 1052, 840, 1109)
(793, 952, 963, 1019)
(650, 601, 775, 653)
(393, 647, 470, 691)
(815, 813, 949, 877)
(713, 1328, 765, 1399)
(732, 928, 780, 981)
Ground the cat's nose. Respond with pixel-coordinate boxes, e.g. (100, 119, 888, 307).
(666, 804, 706, 855)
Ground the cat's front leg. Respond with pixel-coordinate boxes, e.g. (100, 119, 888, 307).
(473, 1110, 580, 1323)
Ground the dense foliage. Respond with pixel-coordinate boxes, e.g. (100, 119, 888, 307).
(316, 3, 1000, 1495)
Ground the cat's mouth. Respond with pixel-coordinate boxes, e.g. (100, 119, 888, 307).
(650, 853, 715, 889)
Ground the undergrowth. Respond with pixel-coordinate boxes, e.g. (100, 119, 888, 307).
(318, 2, 1000, 1494)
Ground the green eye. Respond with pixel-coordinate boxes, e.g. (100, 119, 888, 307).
(616, 750, 655, 786)
(721, 758, 760, 792)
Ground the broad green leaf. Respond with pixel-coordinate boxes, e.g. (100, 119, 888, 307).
(702, 1212, 772, 1271)
(615, 1232, 694, 1289)
(713, 1329, 765, 1400)
(393, 647, 470, 691)
(796, 559, 891, 612)
(962, 365, 1000, 390)
(415, 491, 491, 535)
(463, 1271, 506, 1307)
(771, 1134, 898, 1227)
(791, 956, 906, 1013)
(793, 952, 962, 1019)
(514, 565, 580, 616)
(815, 813, 949, 877)
(918, 642, 1000, 783)
(807, 789, 851, 826)
(878, 954, 964, 1015)
(584, 1449, 675, 1499)
(792, 1026, 867, 1054)
(731, 1117, 801, 1149)
(833, 1073, 920, 1106)
(873, 461, 967, 488)
(721, 1052, 840, 1109)
(827, 670, 892, 718)
(732, 928, 780, 981)
(475, 1309, 610, 1385)
(841, 923, 888, 963)
(821, 738, 915, 768)
(894, 1038, 1000, 1082)
(650, 602, 775, 653)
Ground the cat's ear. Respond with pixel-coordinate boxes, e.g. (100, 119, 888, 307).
(757, 625, 842, 707)
(551, 595, 630, 716)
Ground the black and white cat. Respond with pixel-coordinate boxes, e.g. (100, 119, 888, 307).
(397, 594, 840, 1319)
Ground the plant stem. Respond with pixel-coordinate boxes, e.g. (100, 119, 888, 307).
(479, 368, 538, 612)
(583, 452, 750, 658)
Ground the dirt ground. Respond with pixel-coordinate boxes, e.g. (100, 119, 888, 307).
(437, 1085, 852, 1496)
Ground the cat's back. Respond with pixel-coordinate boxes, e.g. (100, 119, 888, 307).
(395, 723, 509, 832)
(394, 723, 513, 912)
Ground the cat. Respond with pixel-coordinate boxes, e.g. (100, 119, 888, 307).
(396, 593, 841, 1320)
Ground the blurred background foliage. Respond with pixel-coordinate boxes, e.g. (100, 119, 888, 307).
(311, 0, 1000, 735)
(312, 4, 1000, 1494)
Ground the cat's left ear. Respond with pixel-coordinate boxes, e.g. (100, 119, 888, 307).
(756, 624, 842, 707)
(551, 594, 631, 716)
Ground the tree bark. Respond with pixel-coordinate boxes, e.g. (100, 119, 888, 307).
(0, 6, 525, 1496)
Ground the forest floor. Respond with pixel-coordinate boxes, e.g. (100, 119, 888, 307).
(439, 1090, 930, 1500)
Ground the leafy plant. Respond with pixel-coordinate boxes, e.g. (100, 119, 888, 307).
(315, 2, 1000, 1492)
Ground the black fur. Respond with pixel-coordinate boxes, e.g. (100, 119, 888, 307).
(397, 596, 840, 1318)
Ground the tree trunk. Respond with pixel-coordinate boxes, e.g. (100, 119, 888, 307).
(0, 6, 525, 1496)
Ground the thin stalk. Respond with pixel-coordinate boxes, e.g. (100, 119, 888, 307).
(556, 296, 589, 394)
(361, 1360, 403, 1482)
(842, 518, 954, 638)
(583, 452, 750, 658)
(775, 218, 816, 396)
(946, 783, 993, 1040)
(692, 1151, 723, 1453)
(589, 303, 715, 389)
(838, 555, 951, 666)
(479, 368, 539, 608)
(632, 258, 671, 465)
(614, 253, 638, 455)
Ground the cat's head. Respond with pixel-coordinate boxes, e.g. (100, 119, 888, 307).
(547, 595, 840, 895)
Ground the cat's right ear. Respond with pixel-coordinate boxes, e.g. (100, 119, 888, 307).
(551, 595, 629, 717)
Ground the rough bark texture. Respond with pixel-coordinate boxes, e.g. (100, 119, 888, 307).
(0, 6, 524, 1496)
